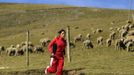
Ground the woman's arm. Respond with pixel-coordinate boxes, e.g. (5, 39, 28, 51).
(48, 38, 57, 53)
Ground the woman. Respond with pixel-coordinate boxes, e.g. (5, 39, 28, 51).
(45, 29, 67, 75)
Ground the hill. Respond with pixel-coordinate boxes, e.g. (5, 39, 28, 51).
(0, 3, 134, 75)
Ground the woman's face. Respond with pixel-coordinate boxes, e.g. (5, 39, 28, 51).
(60, 31, 66, 38)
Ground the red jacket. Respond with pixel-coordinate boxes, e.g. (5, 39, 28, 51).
(48, 36, 66, 59)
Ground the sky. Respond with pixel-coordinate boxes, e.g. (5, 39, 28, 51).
(0, 0, 134, 10)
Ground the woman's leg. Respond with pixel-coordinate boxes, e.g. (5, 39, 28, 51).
(46, 58, 58, 73)
(56, 59, 64, 75)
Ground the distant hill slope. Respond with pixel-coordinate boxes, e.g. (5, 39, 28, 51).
(0, 3, 72, 10)
(0, 3, 131, 45)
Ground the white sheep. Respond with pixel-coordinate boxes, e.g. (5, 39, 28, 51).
(106, 38, 112, 47)
(40, 38, 51, 47)
(74, 34, 83, 43)
(97, 36, 103, 45)
(83, 40, 94, 49)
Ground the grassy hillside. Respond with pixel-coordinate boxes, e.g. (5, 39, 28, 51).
(0, 3, 134, 75)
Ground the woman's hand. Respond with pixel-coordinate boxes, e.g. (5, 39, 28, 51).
(50, 53, 54, 58)
(51, 53, 54, 56)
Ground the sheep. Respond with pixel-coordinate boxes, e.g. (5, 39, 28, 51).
(0, 46, 5, 51)
(22, 45, 34, 53)
(97, 36, 103, 45)
(6, 45, 16, 56)
(69, 41, 75, 48)
(33, 45, 44, 53)
(86, 33, 91, 40)
(74, 34, 83, 43)
(40, 38, 51, 47)
(83, 40, 94, 49)
(120, 30, 128, 38)
(96, 29, 103, 33)
(126, 41, 134, 52)
(129, 24, 134, 29)
(106, 38, 112, 47)
(21, 41, 34, 47)
(0, 46, 5, 54)
(18, 42, 34, 54)
(28, 41, 34, 47)
(117, 27, 121, 32)
(16, 49, 24, 56)
(109, 27, 114, 31)
(20, 41, 34, 53)
(124, 26, 129, 31)
(15, 44, 20, 56)
(15, 44, 24, 56)
(115, 39, 126, 50)
(123, 39, 132, 45)
(128, 30, 134, 36)
(109, 31, 116, 40)
(126, 20, 132, 24)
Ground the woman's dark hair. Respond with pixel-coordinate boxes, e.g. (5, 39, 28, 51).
(58, 29, 66, 34)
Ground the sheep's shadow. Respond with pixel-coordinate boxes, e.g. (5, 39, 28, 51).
(63, 68, 85, 75)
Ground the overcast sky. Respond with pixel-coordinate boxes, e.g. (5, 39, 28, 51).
(0, 0, 134, 10)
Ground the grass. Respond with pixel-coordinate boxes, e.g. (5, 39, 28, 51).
(0, 3, 134, 75)
(1, 46, 134, 74)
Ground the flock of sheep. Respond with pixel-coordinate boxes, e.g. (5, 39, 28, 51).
(0, 38, 51, 56)
(73, 21, 134, 51)
(0, 21, 134, 56)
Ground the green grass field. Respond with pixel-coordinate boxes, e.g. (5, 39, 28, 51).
(0, 3, 134, 75)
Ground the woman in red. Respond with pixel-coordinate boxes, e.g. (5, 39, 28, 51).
(45, 29, 66, 75)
